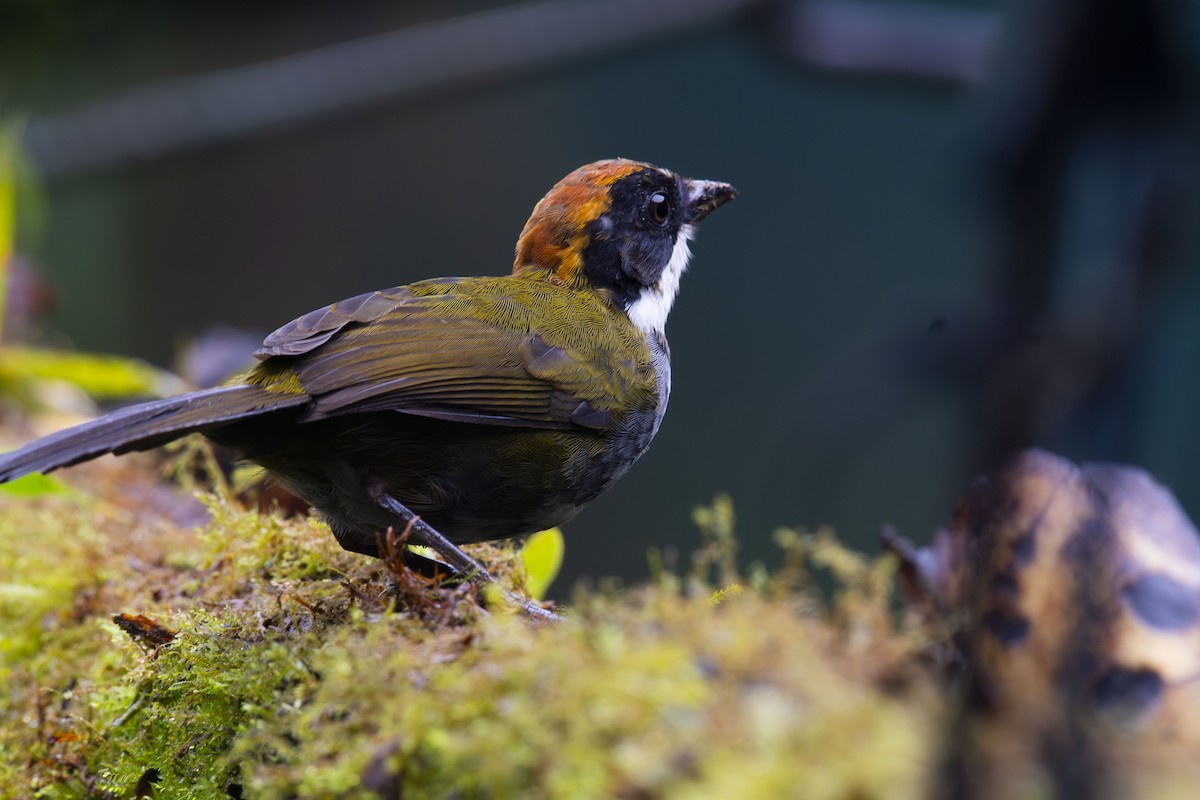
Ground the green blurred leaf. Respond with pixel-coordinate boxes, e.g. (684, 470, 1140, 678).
(0, 345, 187, 401)
(407, 543, 440, 562)
(521, 527, 564, 601)
(0, 471, 70, 497)
(0, 120, 16, 337)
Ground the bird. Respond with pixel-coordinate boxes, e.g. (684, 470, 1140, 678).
(0, 159, 737, 616)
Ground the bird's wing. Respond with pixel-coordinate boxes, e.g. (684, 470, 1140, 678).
(248, 278, 654, 431)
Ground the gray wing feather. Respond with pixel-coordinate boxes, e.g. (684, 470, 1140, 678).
(254, 288, 414, 359)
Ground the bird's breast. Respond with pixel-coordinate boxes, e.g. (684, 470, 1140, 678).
(647, 329, 671, 439)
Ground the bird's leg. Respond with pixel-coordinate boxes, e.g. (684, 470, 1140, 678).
(367, 484, 559, 621)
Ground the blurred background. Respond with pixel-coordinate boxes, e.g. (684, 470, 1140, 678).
(2, 0, 1199, 590)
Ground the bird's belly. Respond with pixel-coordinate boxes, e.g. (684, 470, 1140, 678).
(229, 408, 661, 547)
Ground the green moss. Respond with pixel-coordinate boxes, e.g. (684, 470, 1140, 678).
(1, 471, 938, 799)
(82, 612, 320, 798)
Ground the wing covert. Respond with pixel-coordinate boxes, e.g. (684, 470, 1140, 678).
(254, 287, 416, 359)
(247, 277, 655, 431)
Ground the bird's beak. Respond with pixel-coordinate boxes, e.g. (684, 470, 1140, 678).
(686, 179, 738, 223)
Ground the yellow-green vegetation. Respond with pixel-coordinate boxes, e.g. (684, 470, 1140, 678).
(0, 346, 188, 407)
(0, 455, 938, 799)
(519, 526, 564, 601)
(0, 120, 15, 336)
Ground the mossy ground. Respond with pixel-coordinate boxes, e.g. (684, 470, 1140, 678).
(1, 452, 940, 799)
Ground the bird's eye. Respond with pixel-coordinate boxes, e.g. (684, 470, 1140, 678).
(648, 192, 671, 226)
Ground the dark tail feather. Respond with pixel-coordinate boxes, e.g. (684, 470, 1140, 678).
(0, 384, 308, 482)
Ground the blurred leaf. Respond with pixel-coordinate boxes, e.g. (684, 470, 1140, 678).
(0, 345, 187, 401)
(0, 120, 16, 337)
(0, 470, 69, 497)
(407, 543, 441, 562)
(521, 527, 564, 601)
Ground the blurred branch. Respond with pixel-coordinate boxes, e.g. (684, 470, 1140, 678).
(765, 0, 1195, 529)
(23, 0, 762, 179)
(773, 0, 1000, 84)
(965, 0, 1189, 471)
(23, 0, 1002, 180)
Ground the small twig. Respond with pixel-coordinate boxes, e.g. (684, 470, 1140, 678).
(773, 0, 999, 84)
(23, 0, 760, 178)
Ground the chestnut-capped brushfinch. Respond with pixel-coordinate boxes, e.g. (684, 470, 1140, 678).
(0, 159, 737, 611)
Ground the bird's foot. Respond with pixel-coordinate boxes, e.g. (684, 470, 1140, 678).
(368, 485, 560, 622)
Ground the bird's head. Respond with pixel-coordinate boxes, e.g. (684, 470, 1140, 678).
(514, 159, 737, 334)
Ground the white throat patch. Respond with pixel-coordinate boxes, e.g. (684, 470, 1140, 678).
(626, 223, 694, 335)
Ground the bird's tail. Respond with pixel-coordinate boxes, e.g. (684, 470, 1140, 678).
(0, 384, 308, 482)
